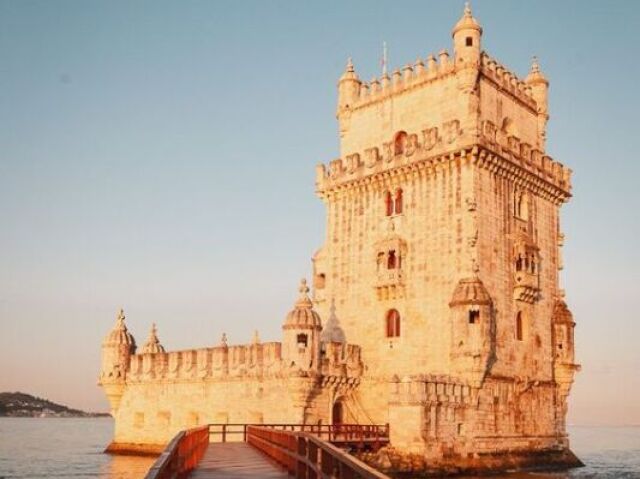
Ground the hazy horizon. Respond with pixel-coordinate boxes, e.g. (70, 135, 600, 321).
(1, 0, 639, 426)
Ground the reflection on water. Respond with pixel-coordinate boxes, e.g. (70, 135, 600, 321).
(100, 454, 155, 479)
(0, 418, 638, 478)
(0, 417, 154, 478)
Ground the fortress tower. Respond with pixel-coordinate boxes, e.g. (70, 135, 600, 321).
(99, 4, 580, 473)
(313, 3, 580, 469)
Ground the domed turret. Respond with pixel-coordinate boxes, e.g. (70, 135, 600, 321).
(99, 308, 136, 415)
(452, 2, 482, 66)
(282, 279, 322, 373)
(284, 278, 322, 330)
(526, 56, 549, 110)
(449, 276, 495, 386)
(525, 56, 549, 148)
(100, 308, 136, 381)
(141, 323, 165, 354)
(337, 57, 361, 115)
(552, 299, 576, 365)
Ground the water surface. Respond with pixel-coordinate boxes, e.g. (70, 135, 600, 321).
(0, 418, 638, 478)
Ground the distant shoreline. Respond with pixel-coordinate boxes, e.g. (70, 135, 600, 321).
(0, 391, 110, 418)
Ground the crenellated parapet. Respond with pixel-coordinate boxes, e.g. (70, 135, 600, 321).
(321, 342, 363, 378)
(127, 342, 285, 382)
(316, 124, 571, 204)
(479, 53, 538, 111)
(338, 53, 456, 115)
(389, 375, 475, 408)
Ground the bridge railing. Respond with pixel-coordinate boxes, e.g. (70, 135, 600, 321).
(247, 425, 391, 479)
(144, 422, 389, 479)
(144, 425, 209, 479)
(207, 423, 389, 448)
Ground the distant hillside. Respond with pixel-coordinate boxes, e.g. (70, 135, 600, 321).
(0, 392, 110, 418)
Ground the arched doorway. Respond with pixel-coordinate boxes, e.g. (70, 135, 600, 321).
(332, 400, 344, 425)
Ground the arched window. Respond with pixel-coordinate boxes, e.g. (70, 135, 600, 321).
(386, 309, 401, 338)
(394, 131, 408, 156)
(297, 333, 308, 348)
(385, 191, 393, 216)
(514, 190, 528, 220)
(387, 250, 397, 269)
(376, 252, 385, 271)
(394, 189, 403, 214)
(516, 312, 524, 341)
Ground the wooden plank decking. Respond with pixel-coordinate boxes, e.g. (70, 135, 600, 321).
(189, 442, 289, 478)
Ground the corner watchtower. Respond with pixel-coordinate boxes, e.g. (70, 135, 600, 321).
(452, 2, 482, 67)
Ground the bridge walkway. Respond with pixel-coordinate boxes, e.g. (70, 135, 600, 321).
(189, 442, 288, 479)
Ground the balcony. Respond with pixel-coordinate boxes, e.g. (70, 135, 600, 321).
(375, 269, 404, 300)
(513, 271, 540, 303)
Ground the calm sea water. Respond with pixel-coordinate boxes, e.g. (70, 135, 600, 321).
(0, 418, 638, 478)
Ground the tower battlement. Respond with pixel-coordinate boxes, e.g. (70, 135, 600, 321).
(316, 135, 571, 203)
(340, 52, 539, 117)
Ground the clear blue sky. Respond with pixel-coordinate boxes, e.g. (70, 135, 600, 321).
(1, 0, 638, 424)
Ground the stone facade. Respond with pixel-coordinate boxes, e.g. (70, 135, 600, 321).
(99, 4, 581, 473)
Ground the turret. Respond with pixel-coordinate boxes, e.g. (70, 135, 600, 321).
(551, 299, 576, 367)
(140, 323, 165, 354)
(99, 308, 136, 414)
(282, 279, 322, 373)
(525, 56, 549, 149)
(337, 58, 361, 116)
(452, 2, 482, 67)
(448, 276, 495, 387)
(551, 298, 580, 434)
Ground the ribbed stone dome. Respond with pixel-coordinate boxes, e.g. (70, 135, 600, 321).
(141, 323, 165, 354)
(525, 57, 548, 86)
(103, 309, 136, 352)
(452, 3, 482, 36)
(552, 299, 574, 324)
(283, 279, 322, 330)
(449, 277, 492, 307)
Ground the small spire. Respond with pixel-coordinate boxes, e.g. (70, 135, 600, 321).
(294, 278, 313, 309)
(141, 322, 165, 354)
(116, 308, 126, 328)
(530, 56, 540, 74)
(220, 332, 228, 346)
(252, 330, 261, 344)
(298, 278, 310, 298)
(339, 57, 359, 82)
(346, 57, 354, 73)
(526, 55, 548, 85)
(452, 1, 482, 36)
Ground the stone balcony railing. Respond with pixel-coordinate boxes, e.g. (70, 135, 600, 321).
(376, 269, 404, 288)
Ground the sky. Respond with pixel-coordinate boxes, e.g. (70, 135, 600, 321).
(0, 0, 638, 425)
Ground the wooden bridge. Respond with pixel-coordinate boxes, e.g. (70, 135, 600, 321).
(144, 423, 391, 478)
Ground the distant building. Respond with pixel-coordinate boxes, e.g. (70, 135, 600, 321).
(99, 4, 580, 473)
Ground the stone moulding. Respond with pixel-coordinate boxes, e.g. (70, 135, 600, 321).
(317, 143, 571, 206)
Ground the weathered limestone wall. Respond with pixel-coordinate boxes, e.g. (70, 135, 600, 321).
(314, 157, 475, 381)
(340, 70, 462, 157)
(113, 377, 304, 446)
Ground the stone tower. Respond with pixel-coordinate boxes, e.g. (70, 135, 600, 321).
(313, 3, 580, 466)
